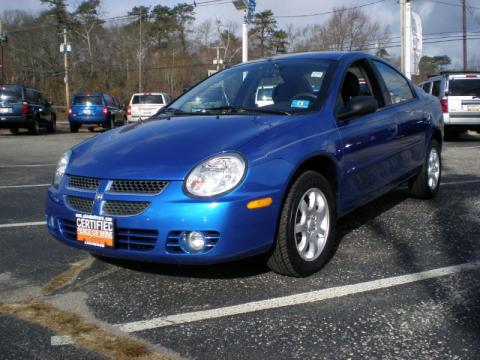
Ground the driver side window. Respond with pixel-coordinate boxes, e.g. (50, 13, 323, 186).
(336, 61, 383, 111)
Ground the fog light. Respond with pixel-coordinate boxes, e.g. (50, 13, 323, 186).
(47, 215, 57, 229)
(180, 231, 206, 253)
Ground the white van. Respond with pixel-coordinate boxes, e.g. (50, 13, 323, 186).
(127, 92, 172, 122)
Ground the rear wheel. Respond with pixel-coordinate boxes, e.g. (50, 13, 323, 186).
(266, 171, 336, 277)
(29, 117, 41, 135)
(69, 123, 80, 133)
(47, 115, 56, 134)
(87, 126, 95, 132)
(9, 127, 19, 135)
(409, 139, 441, 199)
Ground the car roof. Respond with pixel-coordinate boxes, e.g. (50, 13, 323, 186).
(131, 93, 166, 96)
(73, 92, 104, 97)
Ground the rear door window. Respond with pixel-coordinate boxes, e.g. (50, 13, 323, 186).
(422, 82, 431, 93)
(132, 95, 165, 105)
(73, 96, 103, 105)
(448, 78, 480, 97)
(372, 60, 414, 104)
(0, 85, 23, 103)
(431, 81, 441, 97)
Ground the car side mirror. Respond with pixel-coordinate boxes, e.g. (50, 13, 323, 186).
(337, 96, 378, 120)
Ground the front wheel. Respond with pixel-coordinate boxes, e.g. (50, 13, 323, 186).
(266, 171, 336, 277)
(409, 139, 441, 199)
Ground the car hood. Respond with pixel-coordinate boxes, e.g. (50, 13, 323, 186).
(67, 115, 285, 180)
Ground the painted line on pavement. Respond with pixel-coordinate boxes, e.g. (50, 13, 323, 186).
(0, 183, 50, 190)
(0, 221, 46, 229)
(0, 164, 55, 168)
(51, 260, 480, 346)
(442, 179, 480, 186)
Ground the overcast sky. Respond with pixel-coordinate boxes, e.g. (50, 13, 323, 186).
(3, 0, 480, 67)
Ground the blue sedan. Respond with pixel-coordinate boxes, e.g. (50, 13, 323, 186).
(45, 52, 443, 277)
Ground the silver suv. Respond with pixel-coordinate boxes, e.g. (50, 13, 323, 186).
(419, 71, 480, 137)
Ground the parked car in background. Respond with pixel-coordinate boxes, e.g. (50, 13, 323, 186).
(68, 92, 126, 133)
(419, 71, 480, 137)
(127, 92, 171, 122)
(47, 52, 443, 277)
(0, 84, 56, 134)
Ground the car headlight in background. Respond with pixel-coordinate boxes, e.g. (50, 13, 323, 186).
(185, 153, 246, 197)
(53, 149, 72, 187)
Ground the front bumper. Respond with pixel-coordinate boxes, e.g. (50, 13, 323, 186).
(45, 178, 283, 265)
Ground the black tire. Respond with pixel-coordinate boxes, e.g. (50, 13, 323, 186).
(47, 115, 56, 134)
(9, 127, 19, 135)
(409, 139, 441, 199)
(29, 117, 41, 135)
(107, 116, 114, 129)
(70, 123, 80, 133)
(266, 171, 336, 277)
(87, 126, 95, 132)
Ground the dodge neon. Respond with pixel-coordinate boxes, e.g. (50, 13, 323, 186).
(45, 52, 443, 277)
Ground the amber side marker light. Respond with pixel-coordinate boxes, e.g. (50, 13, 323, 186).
(247, 197, 273, 209)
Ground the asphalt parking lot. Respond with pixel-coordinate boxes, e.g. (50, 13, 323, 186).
(0, 127, 479, 359)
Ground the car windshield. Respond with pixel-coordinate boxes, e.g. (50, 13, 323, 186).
(449, 78, 480, 96)
(165, 59, 333, 115)
(132, 95, 164, 105)
(0, 85, 23, 103)
(73, 96, 103, 105)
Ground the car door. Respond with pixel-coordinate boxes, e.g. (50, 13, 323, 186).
(336, 60, 402, 212)
(371, 60, 428, 176)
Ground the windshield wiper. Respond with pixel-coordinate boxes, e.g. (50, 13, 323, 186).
(201, 106, 290, 115)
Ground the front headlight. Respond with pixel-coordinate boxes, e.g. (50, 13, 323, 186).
(185, 153, 246, 197)
(53, 149, 72, 187)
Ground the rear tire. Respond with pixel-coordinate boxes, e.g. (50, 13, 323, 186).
(87, 126, 95, 132)
(409, 139, 441, 199)
(47, 115, 56, 134)
(29, 117, 40, 135)
(69, 123, 80, 133)
(9, 127, 19, 135)
(266, 171, 336, 277)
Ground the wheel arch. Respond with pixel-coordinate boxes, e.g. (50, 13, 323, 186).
(284, 154, 339, 209)
(431, 129, 443, 151)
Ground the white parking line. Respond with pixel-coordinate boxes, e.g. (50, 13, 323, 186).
(442, 179, 480, 186)
(0, 183, 50, 190)
(0, 164, 55, 168)
(0, 221, 46, 229)
(51, 260, 480, 346)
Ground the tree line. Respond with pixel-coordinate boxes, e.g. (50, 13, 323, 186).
(1, 0, 396, 110)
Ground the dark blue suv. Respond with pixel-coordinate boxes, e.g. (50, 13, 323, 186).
(68, 92, 126, 132)
(0, 84, 56, 134)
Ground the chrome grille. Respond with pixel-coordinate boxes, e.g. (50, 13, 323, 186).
(103, 201, 150, 216)
(109, 180, 168, 194)
(66, 195, 94, 213)
(68, 175, 100, 191)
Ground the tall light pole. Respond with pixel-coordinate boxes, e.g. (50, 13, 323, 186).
(462, 0, 467, 70)
(400, 0, 412, 79)
(233, 0, 256, 63)
(60, 29, 72, 113)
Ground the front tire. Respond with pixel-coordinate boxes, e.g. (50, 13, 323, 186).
(9, 127, 19, 135)
(267, 171, 336, 277)
(409, 139, 441, 199)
